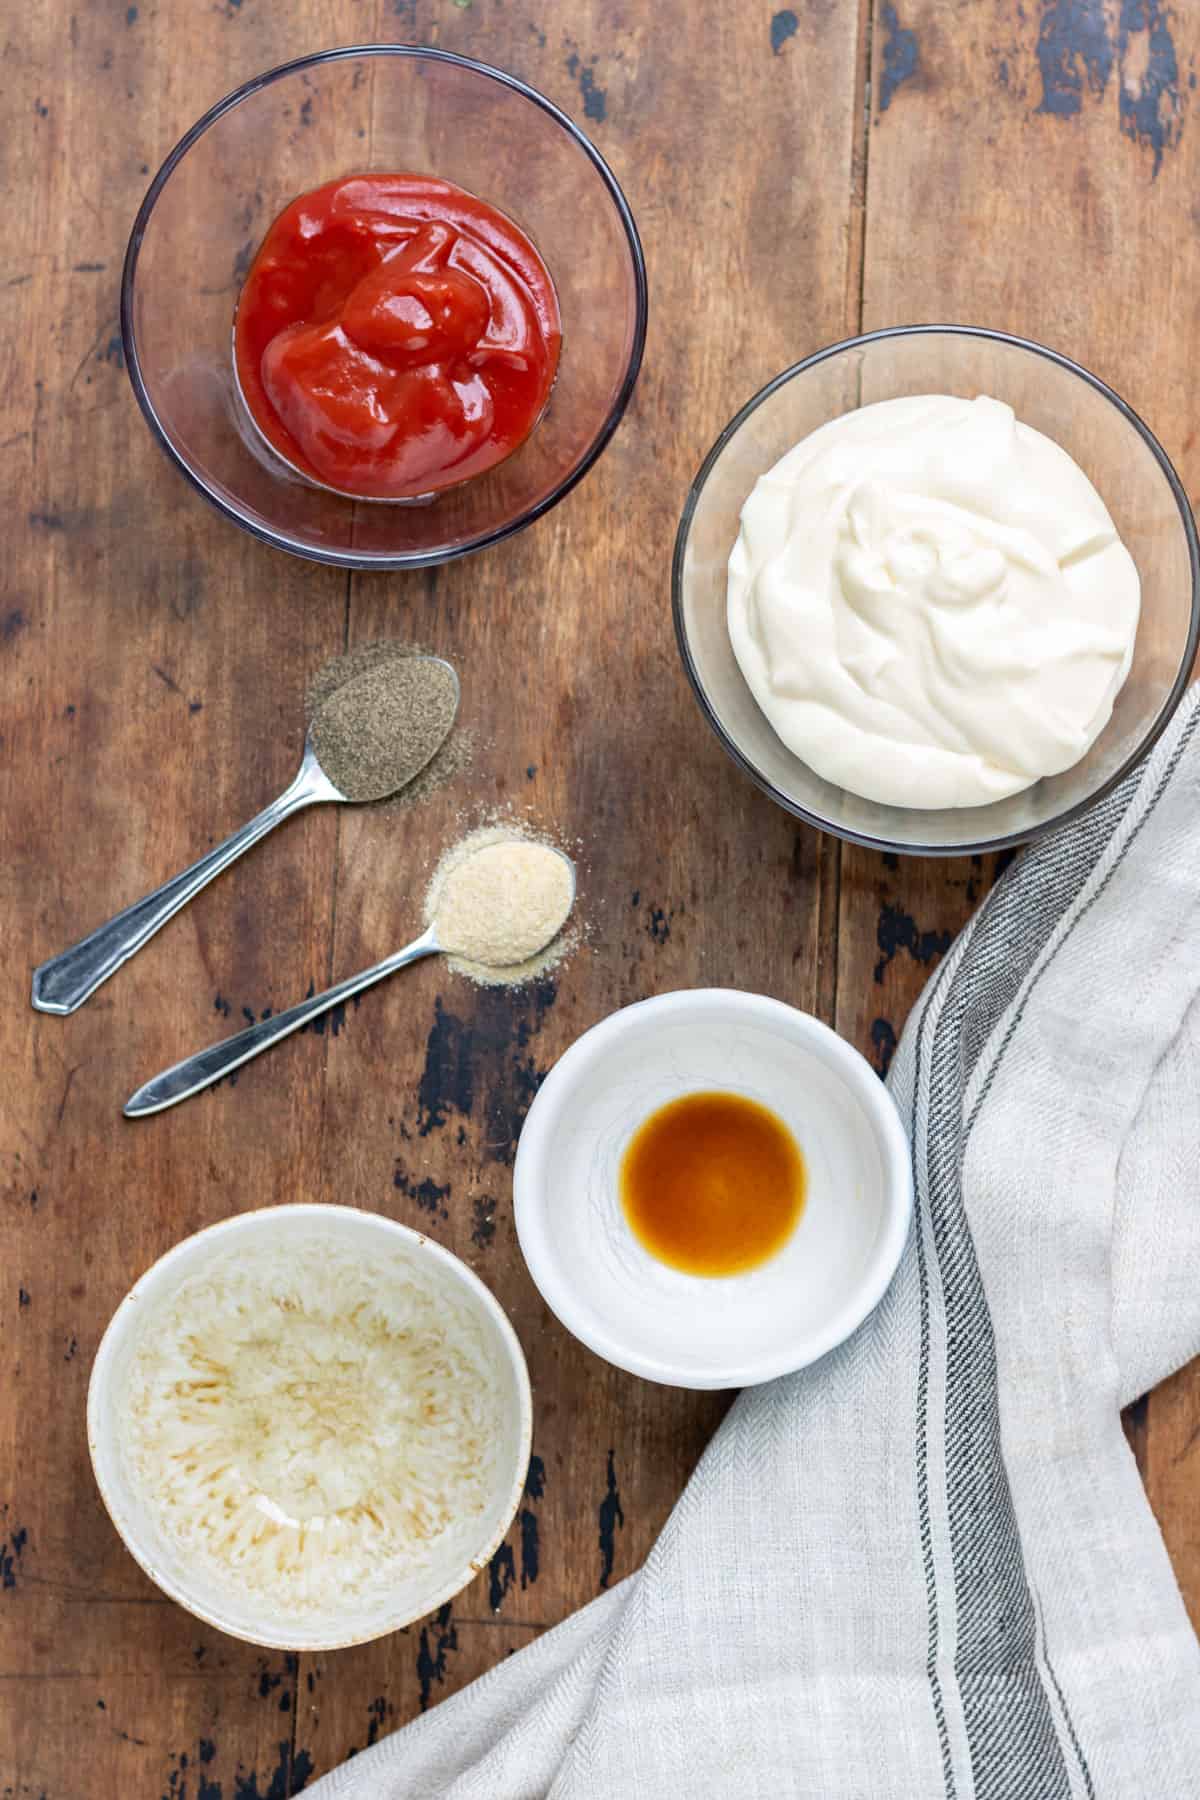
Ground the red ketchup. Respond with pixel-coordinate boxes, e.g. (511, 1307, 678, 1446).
(233, 174, 561, 499)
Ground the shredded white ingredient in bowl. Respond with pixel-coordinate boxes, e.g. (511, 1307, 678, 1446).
(118, 1236, 500, 1616)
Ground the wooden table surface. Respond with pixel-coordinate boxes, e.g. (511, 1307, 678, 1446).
(4, 1, 1199, 1793)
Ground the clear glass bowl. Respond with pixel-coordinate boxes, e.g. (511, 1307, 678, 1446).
(122, 45, 647, 569)
(674, 326, 1199, 855)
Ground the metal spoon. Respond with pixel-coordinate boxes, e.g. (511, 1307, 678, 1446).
(31, 656, 459, 1016)
(123, 850, 576, 1118)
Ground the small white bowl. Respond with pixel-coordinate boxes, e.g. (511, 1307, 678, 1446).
(514, 990, 912, 1389)
(87, 1204, 531, 1650)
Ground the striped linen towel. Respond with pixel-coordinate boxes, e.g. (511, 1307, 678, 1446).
(310, 684, 1200, 1799)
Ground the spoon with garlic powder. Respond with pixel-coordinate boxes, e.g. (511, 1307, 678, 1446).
(32, 655, 459, 1015)
(123, 836, 576, 1117)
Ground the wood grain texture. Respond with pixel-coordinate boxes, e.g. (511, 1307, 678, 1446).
(2, 0, 1198, 1793)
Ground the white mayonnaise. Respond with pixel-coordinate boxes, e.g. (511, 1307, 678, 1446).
(727, 394, 1140, 809)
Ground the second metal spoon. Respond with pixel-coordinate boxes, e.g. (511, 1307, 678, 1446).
(123, 848, 576, 1117)
(123, 924, 443, 1117)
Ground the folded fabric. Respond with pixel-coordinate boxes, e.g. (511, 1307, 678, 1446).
(310, 686, 1200, 1799)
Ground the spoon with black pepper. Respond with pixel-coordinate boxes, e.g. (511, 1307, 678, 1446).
(31, 655, 459, 1015)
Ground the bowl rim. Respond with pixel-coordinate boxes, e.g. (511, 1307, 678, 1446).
(672, 322, 1200, 857)
(513, 988, 914, 1390)
(120, 42, 649, 571)
(86, 1202, 533, 1650)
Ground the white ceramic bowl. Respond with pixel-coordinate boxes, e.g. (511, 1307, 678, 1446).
(514, 990, 912, 1389)
(87, 1204, 531, 1650)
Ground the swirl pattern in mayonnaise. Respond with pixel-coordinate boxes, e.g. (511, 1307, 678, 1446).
(727, 394, 1140, 809)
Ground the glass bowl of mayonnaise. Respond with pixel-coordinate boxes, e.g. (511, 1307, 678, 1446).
(674, 326, 1199, 854)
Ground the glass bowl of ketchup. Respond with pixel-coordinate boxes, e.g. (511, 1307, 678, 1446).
(122, 45, 647, 568)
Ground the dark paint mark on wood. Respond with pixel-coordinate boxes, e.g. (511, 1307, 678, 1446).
(1118, 0, 1184, 174)
(214, 994, 231, 1017)
(17, 1288, 29, 1308)
(519, 1508, 539, 1587)
(470, 1195, 496, 1247)
(565, 51, 607, 121)
(295, 981, 354, 1038)
(646, 904, 672, 944)
(1032, 0, 1185, 171)
(29, 511, 66, 531)
(416, 1603, 458, 1710)
(126, 4, 138, 20)
(1, 1527, 28, 1589)
(231, 1740, 314, 1798)
(2, 609, 26, 643)
(874, 904, 952, 983)
(1036, 0, 1114, 116)
(488, 1540, 516, 1610)
(151, 662, 182, 695)
(418, 999, 472, 1134)
(64, 1335, 78, 1361)
(881, 851, 900, 871)
(258, 1662, 283, 1699)
(366, 1695, 389, 1746)
(598, 1448, 624, 1590)
(417, 981, 557, 1163)
(879, 3, 919, 111)
(770, 9, 799, 55)
(630, 889, 640, 908)
(525, 1453, 546, 1501)
(526, 764, 537, 780)
(74, 260, 106, 272)
(870, 1017, 898, 1078)
(393, 1168, 450, 1218)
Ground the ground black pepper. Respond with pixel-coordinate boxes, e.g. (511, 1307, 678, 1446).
(310, 656, 458, 802)
(307, 641, 474, 807)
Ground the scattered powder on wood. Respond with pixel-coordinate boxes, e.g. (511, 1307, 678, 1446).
(307, 640, 474, 807)
(309, 657, 458, 802)
(426, 826, 576, 986)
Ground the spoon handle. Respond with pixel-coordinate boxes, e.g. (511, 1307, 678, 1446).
(123, 929, 440, 1117)
(31, 756, 330, 1017)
